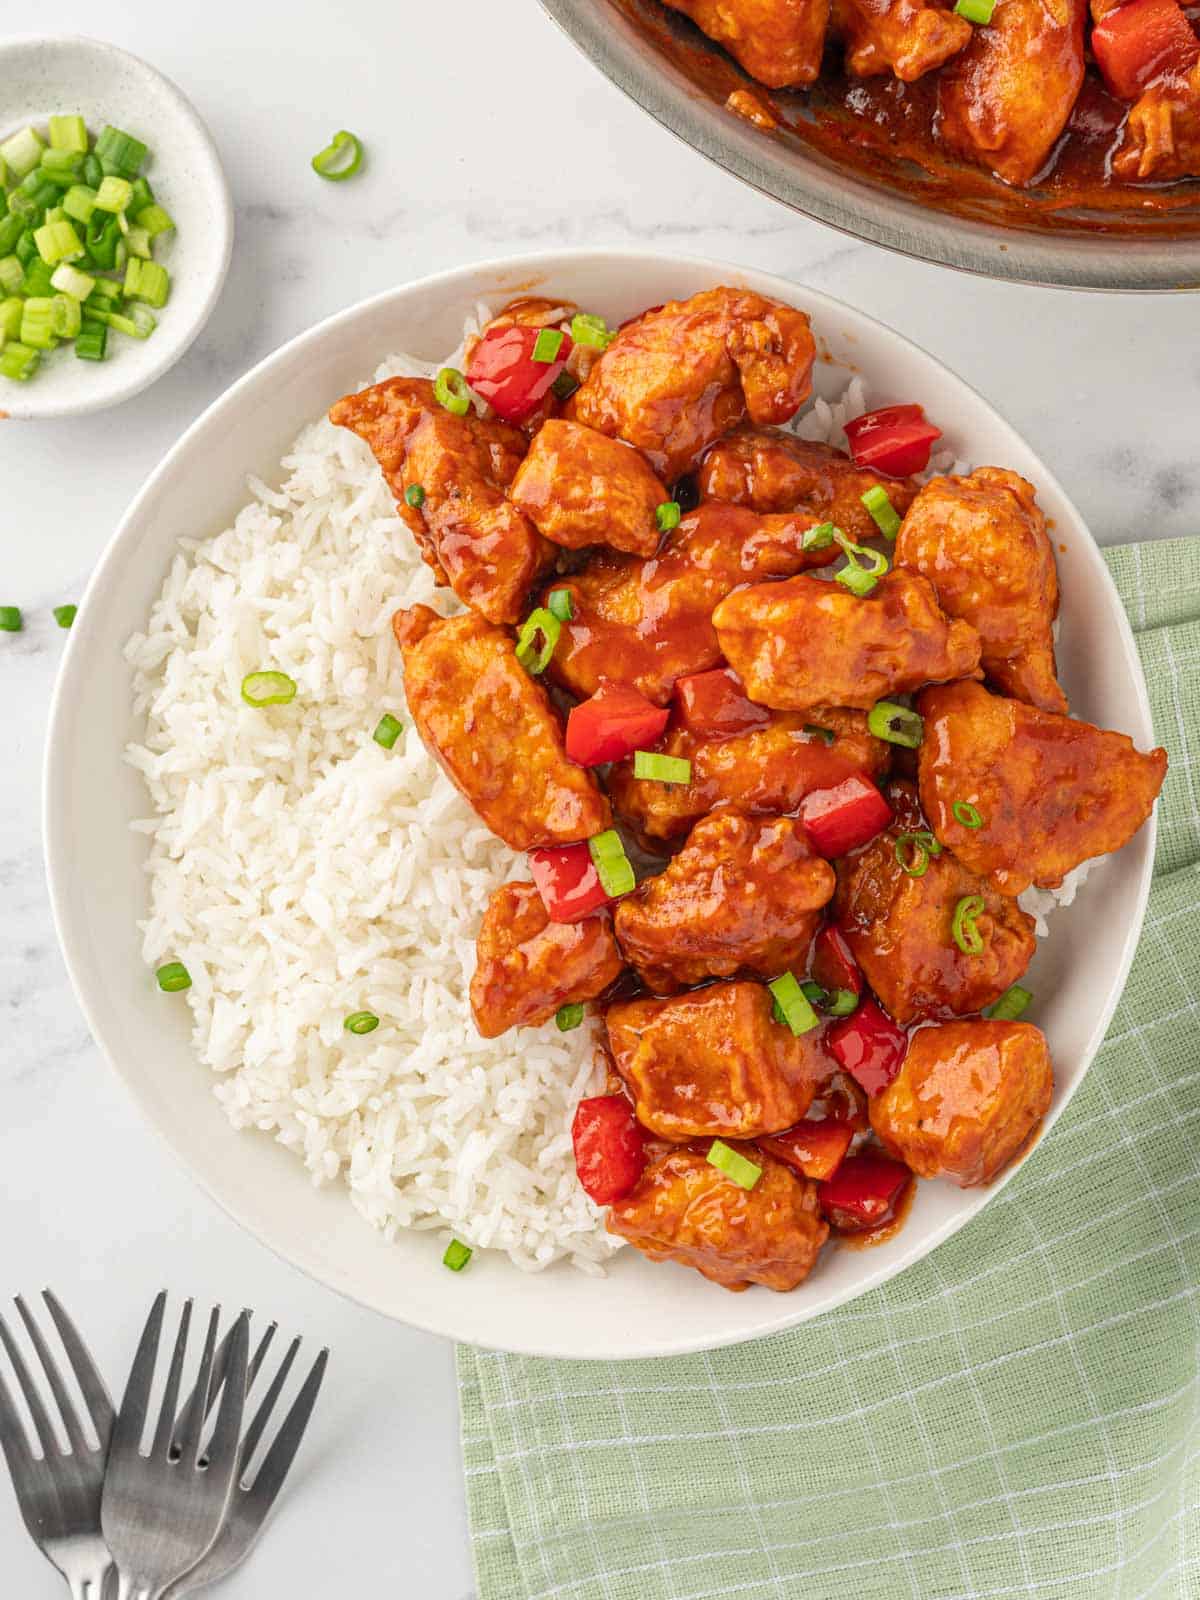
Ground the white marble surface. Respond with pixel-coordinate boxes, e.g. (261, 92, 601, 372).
(2, 0, 1197, 1593)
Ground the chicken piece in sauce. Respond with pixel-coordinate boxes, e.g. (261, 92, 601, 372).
(834, 829, 1037, 1023)
(698, 427, 920, 542)
(509, 420, 668, 558)
(895, 467, 1066, 714)
(917, 680, 1168, 896)
(545, 501, 839, 707)
(662, 0, 832, 87)
(832, 0, 973, 81)
(870, 1020, 1053, 1186)
(1115, 59, 1200, 180)
(608, 707, 890, 842)
(937, 0, 1087, 186)
(712, 569, 982, 713)
(394, 605, 611, 851)
(567, 287, 817, 483)
(614, 811, 836, 992)
(330, 377, 552, 625)
(608, 1144, 829, 1291)
(470, 883, 624, 1039)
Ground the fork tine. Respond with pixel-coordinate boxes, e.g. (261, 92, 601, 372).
(176, 1306, 221, 1465)
(0, 1363, 33, 1475)
(239, 1335, 299, 1470)
(198, 1312, 249, 1472)
(246, 1348, 328, 1511)
(0, 1306, 61, 1458)
(151, 1299, 192, 1460)
(14, 1296, 87, 1457)
(247, 1322, 277, 1393)
(41, 1290, 115, 1446)
(111, 1289, 166, 1459)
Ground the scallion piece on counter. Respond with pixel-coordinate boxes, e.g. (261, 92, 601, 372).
(588, 829, 636, 899)
(0, 606, 23, 631)
(955, 0, 996, 20)
(94, 126, 147, 177)
(434, 365, 472, 417)
(707, 1139, 762, 1191)
(894, 830, 941, 878)
(404, 483, 426, 508)
(555, 1002, 585, 1032)
(311, 130, 364, 182)
(155, 961, 191, 993)
(53, 604, 77, 628)
(861, 485, 902, 540)
(825, 988, 860, 1017)
(547, 587, 574, 622)
(985, 984, 1033, 1021)
(569, 312, 614, 350)
(373, 712, 403, 750)
(241, 670, 298, 707)
(443, 1238, 472, 1272)
(867, 700, 924, 748)
(633, 750, 692, 785)
(833, 530, 889, 598)
(768, 972, 820, 1036)
(551, 369, 579, 402)
(953, 800, 983, 829)
(344, 1011, 380, 1035)
(802, 520, 837, 551)
(804, 724, 836, 747)
(532, 327, 565, 364)
(514, 607, 561, 676)
(951, 895, 986, 956)
(655, 500, 681, 534)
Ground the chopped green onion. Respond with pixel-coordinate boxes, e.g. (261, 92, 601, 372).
(707, 1139, 762, 1191)
(802, 520, 838, 551)
(514, 607, 561, 675)
(768, 971, 820, 1035)
(434, 365, 472, 416)
(53, 604, 77, 628)
(155, 961, 191, 992)
(123, 257, 169, 307)
(443, 1238, 472, 1271)
(344, 1011, 380, 1034)
(135, 201, 174, 238)
(953, 800, 983, 829)
(985, 984, 1033, 1021)
(955, 0, 997, 20)
(20, 298, 57, 350)
(129, 176, 155, 212)
(97, 306, 154, 340)
(83, 212, 120, 269)
(588, 829, 636, 898)
(404, 483, 426, 508)
(34, 219, 83, 265)
(0, 295, 22, 337)
(87, 277, 122, 305)
(0, 606, 23, 631)
(800, 979, 827, 1005)
(50, 262, 95, 301)
(569, 312, 614, 350)
(633, 750, 692, 784)
(49, 116, 88, 155)
(868, 700, 924, 748)
(832, 528, 889, 598)
(14, 228, 38, 267)
(93, 175, 134, 214)
(951, 895, 986, 956)
(547, 587, 574, 622)
(0, 127, 45, 181)
(532, 327, 565, 363)
(74, 320, 108, 362)
(824, 988, 860, 1017)
(241, 670, 298, 707)
(125, 225, 152, 261)
(81, 152, 103, 190)
(40, 148, 84, 185)
(311, 129, 364, 181)
(655, 500, 681, 533)
(0, 342, 38, 381)
(804, 724, 835, 747)
(0, 216, 25, 257)
(94, 126, 147, 177)
(555, 1002, 585, 1032)
(861, 485, 902, 540)
(22, 258, 54, 298)
(551, 369, 579, 402)
(894, 830, 942, 877)
(0, 258, 21, 298)
(49, 294, 81, 339)
(372, 712, 403, 749)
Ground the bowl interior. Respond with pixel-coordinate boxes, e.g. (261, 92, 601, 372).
(44, 249, 1156, 1358)
(0, 34, 232, 420)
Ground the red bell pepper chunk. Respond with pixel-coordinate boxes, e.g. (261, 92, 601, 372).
(529, 843, 611, 924)
(1092, 0, 1199, 100)
(826, 998, 908, 1096)
(572, 1095, 647, 1205)
(565, 683, 670, 766)
(843, 404, 943, 478)
(673, 667, 770, 739)
(819, 1152, 910, 1233)
(811, 925, 863, 997)
(465, 324, 574, 425)
(800, 773, 893, 858)
(761, 1119, 855, 1182)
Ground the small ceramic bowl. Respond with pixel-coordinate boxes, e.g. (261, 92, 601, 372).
(0, 34, 233, 421)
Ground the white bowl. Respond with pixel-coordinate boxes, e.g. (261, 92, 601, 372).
(0, 34, 232, 421)
(44, 250, 1156, 1359)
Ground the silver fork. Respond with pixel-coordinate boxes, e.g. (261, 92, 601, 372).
(0, 1291, 115, 1600)
(102, 1292, 250, 1600)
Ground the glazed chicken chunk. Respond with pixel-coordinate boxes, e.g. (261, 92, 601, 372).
(567, 287, 817, 483)
(470, 883, 624, 1039)
(896, 466, 1066, 714)
(615, 811, 836, 992)
(394, 605, 611, 851)
(712, 569, 982, 713)
(1115, 59, 1200, 181)
(607, 981, 828, 1141)
(834, 828, 1038, 1023)
(918, 680, 1168, 896)
(937, 0, 1087, 186)
(833, 0, 972, 81)
(698, 427, 920, 541)
(662, 0, 832, 87)
(330, 377, 552, 625)
(608, 1144, 829, 1291)
(509, 420, 669, 558)
(871, 1020, 1053, 1186)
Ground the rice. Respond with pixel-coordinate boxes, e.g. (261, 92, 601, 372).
(124, 306, 1075, 1275)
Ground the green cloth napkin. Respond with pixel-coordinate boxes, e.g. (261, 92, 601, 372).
(459, 537, 1200, 1600)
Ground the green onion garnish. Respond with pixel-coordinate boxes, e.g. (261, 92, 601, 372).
(768, 972, 820, 1036)
(825, 988, 860, 1017)
(373, 713, 403, 749)
(569, 312, 614, 350)
(861, 486, 902, 540)
(985, 984, 1033, 1021)
(551, 369, 579, 402)
(404, 483, 426, 508)
(632, 750, 692, 784)
(833, 529, 889, 598)
(434, 366, 472, 417)
(53, 604, 77, 628)
(241, 670, 298, 707)
(556, 1002, 585, 1031)
(344, 1011, 380, 1034)
(868, 701, 924, 748)
(707, 1140, 762, 1191)
(588, 829, 636, 898)
(955, 0, 996, 20)
(894, 830, 942, 878)
(532, 327, 565, 364)
(443, 1238, 472, 1271)
(547, 588, 574, 622)
(0, 606, 24, 631)
(800, 979, 827, 1005)
(804, 724, 836, 747)
(155, 961, 191, 993)
(953, 801, 983, 829)
(802, 521, 837, 551)
(951, 895, 986, 956)
(310, 129, 364, 182)
(514, 607, 561, 675)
